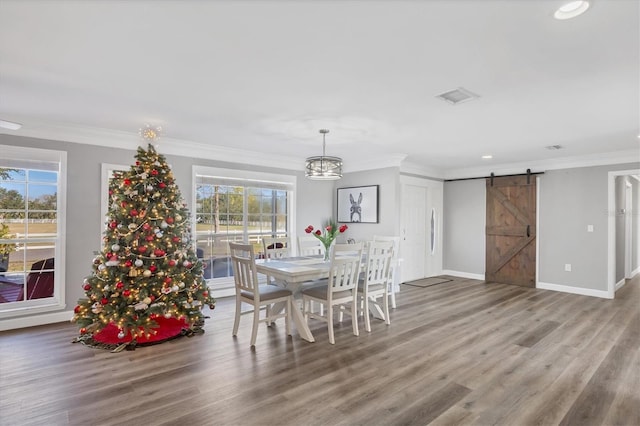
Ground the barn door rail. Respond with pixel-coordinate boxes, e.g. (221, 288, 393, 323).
(445, 169, 544, 185)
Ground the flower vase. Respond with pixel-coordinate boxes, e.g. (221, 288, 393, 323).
(323, 241, 334, 262)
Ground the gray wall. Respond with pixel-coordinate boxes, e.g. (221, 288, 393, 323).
(0, 134, 330, 320)
(442, 163, 640, 292)
(332, 167, 400, 243)
(443, 179, 486, 275)
(538, 164, 638, 290)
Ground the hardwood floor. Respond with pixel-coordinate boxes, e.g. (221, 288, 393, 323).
(1, 275, 638, 426)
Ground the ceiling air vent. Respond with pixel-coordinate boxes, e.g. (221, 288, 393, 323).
(435, 87, 479, 105)
(545, 145, 563, 150)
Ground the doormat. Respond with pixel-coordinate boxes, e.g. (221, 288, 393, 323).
(403, 277, 453, 288)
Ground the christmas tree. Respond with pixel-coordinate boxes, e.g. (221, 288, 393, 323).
(73, 144, 215, 350)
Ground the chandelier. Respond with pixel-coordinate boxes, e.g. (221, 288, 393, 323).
(305, 129, 343, 180)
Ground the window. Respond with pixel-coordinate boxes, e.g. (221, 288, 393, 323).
(193, 166, 295, 295)
(0, 145, 66, 316)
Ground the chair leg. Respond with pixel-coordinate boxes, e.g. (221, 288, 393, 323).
(303, 297, 309, 321)
(388, 279, 397, 309)
(232, 297, 242, 336)
(352, 297, 359, 336)
(250, 303, 260, 347)
(363, 294, 371, 332)
(383, 291, 390, 326)
(266, 303, 272, 326)
(327, 303, 335, 344)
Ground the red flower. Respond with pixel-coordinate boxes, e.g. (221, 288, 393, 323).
(339, 224, 348, 233)
(315, 230, 321, 236)
(325, 225, 332, 232)
(305, 225, 314, 234)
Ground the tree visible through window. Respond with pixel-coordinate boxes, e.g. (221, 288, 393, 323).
(0, 166, 58, 304)
(194, 168, 293, 291)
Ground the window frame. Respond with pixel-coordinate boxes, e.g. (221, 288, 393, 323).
(192, 166, 296, 297)
(0, 145, 67, 318)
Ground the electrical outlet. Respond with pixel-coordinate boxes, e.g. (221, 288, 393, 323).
(587, 225, 594, 232)
(564, 264, 572, 272)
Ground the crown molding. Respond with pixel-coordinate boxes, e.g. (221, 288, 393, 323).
(0, 121, 305, 171)
(2, 121, 637, 178)
(399, 160, 446, 179)
(441, 149, 640, 180)
(343, 153, 407, 173)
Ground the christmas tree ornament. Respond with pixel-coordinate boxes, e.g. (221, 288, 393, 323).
(72, 143, 215, 351)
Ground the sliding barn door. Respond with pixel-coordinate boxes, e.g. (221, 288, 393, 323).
(485, 175, 536, 287)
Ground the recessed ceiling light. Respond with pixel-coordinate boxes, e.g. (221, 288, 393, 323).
(545, 144, 563, 150)
(0, 119, 22, 130)
(482, 155, 493, 159)
(554, 1, 590, 20)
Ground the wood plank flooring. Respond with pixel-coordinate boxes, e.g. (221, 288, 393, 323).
(0, 275, 638, 426)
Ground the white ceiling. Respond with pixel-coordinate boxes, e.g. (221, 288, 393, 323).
(0, 0, 638, 178)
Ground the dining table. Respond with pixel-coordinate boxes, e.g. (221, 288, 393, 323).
(255, 254, 387, 343)
(255, 256, 330, 343)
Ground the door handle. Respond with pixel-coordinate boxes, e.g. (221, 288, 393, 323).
(526, 225, 530, 238)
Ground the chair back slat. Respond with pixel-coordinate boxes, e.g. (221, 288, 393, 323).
(229, 242, 260, 294)
(262, 236, 291, 259)
(328, 243, 363, 292)
(297, 236, 325, 256)
(364, 241, 394, 287)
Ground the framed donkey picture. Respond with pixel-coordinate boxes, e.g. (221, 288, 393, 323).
(337, 185, 379, 223)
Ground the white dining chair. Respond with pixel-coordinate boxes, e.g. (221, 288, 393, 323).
(301, 243, 363, 344)
(262, 236, 291, 260)
(373, 235, 400, 309)
(262, 236, 292, 286)
(229, 242, 293, 347)
(297, 236, 325, 257)
(358, 240, 394, 332)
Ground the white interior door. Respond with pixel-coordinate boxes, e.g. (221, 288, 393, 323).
(400, 183, 427, 282)
(399, 176, 444, 283)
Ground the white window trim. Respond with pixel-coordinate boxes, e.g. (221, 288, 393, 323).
(0, 144, 67, 318)
(100, 163, 129, 246)
(192, 166, 297, 298)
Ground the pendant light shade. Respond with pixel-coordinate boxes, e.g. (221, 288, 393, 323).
(305, 129, 343, 180)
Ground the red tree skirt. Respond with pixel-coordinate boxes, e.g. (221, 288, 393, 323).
(92, 316, 190, 345)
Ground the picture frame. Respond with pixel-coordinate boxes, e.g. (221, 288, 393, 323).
(337, 185, 379, 223)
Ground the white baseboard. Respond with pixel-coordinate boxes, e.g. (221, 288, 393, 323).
(441, 270, 485, 281)
(615, 279, 626, 291)
(537, 281, 613, 299)
(0, 310, 74, 332)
